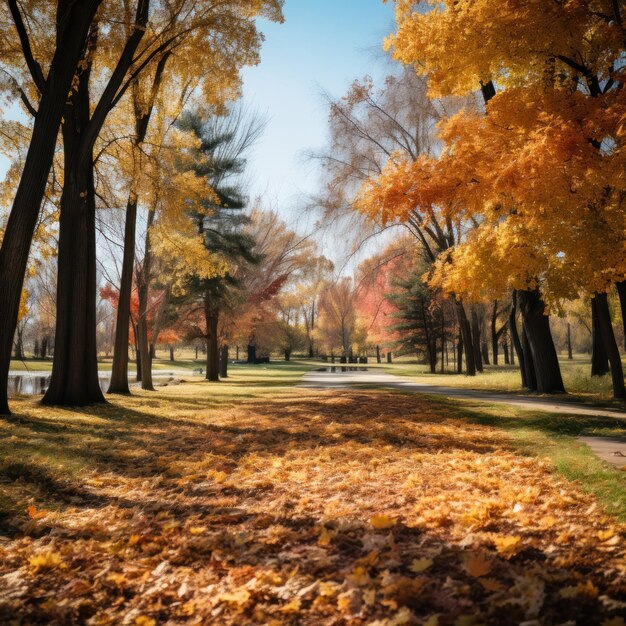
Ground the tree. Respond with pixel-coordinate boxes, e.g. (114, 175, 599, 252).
(108, 0, 283, 393)
(364, 0, 626, 395)
(316, 278, 359, 357)
(0, 0, 105, 413)
(386, 261, 443, 373)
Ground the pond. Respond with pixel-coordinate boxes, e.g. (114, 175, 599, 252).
(7, 371, 181, 397)
(7, 374, 113, 397)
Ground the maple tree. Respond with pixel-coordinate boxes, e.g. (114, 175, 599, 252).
(358, 0, 626, 395)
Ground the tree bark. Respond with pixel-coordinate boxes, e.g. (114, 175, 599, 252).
(470, 309, 484, 372)
(220, 345, 229, 378)
(509, 291, 527, 387)
(591, 296, 610, 376)
(0, 1, 102, 414)
(376, 345, 382, 364)
(43, 60, 105, 407)
(521, 327, 537, 391)
(169, 345, 175, 362)
(205, 299, 219, 382)
(595, 292, 626, 399)
(615, 281, 626, 352)
(518, 289, 565, 393)
(455, 300, 476, 376)
(457, 333, 463, 374)
(108, 197, 137, 394)
(566, 322, 573, 360)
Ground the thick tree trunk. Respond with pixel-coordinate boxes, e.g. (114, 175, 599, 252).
(387, 352, 392, 364)
(220, 345, 229, 378)
(205, 299, 219, 382)
(457, 333, 463, 374)
(43, 70, 105, 407)
(509, 291, 527, 387)
(595, 292, 626, 399)
(470, 309, 484, 373)
(284, 348, 291, 361)
(0, 0, 102, 414)
(376, 345, 382, 364)
(455, 300, 476, 376)
(591, 296, 610, 376)
(518, 289, 565, 393)
(169, 346, 175, 362)
(108, 197, 137, 394)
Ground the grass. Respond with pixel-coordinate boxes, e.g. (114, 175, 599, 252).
(377, 353, 626, 405)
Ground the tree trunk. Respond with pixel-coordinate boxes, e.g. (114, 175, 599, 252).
(566, 322, 573, 360)
(457, 333, 463, 374)
(387, 352, 392, 364)
(491, 300, 499, 365)
(205, 299, 219, 382)
(502, 339, 510, 365)
(0, 0, 102, 414)
(43, 69, 105, 407)
(284, 348, 291, 361)
(470, 309, 484, 372)
(481, 341, 490, 366)
(617, 281, 626, 352)
(220, 345, 229, 378)
(518, 289, 565, 393)
(455, 300, 476, 376)
(169, 345, 175, 362)
(595, 292, 626, 399)
(376, 345, 382, 364)
(591, 296, 610, 376)
(509, 291, 526, 387)
(521, 327, 537, 391)
(108, 197, 137, 394)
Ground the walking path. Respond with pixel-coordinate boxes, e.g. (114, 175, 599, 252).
(300, 368, 626, 419)
(300, 368, 626, 468)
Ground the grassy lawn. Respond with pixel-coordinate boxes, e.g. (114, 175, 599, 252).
(1, 362, 624, 624)
(377, 353, 626, 405)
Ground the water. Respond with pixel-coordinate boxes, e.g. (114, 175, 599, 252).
(7, 371, 180, 397)
(7, 374, 112, 397)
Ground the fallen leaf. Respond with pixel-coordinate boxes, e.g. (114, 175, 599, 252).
(371, 514, 397, 530)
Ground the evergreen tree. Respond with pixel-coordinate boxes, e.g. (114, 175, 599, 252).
(177, 108, 262, 380)
(386, 263, 442, 373)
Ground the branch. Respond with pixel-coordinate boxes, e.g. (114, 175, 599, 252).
(7, 0, 46, 92)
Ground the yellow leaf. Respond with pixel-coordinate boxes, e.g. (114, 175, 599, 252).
(189, 526, 206, 535)
(493, 535, 522, 558)
(318, 526, 336, 547)
(370, 514, 397, 530)
(134, 618, 156, 626)
(410, 558, 433, 574)
(280, 598, 301, 613)
(462, 551, 493, 577)
(597, 528, 615, 542)
(29, 551, 64, 573)
(318, 581, 339, 597)
(220, 589, 251, 606)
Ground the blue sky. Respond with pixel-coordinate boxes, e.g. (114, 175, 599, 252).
(241, 0, 396, 221)
(1, 1, 397, 226)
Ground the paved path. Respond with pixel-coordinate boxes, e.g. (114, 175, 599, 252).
(299, 368, 626, 420)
